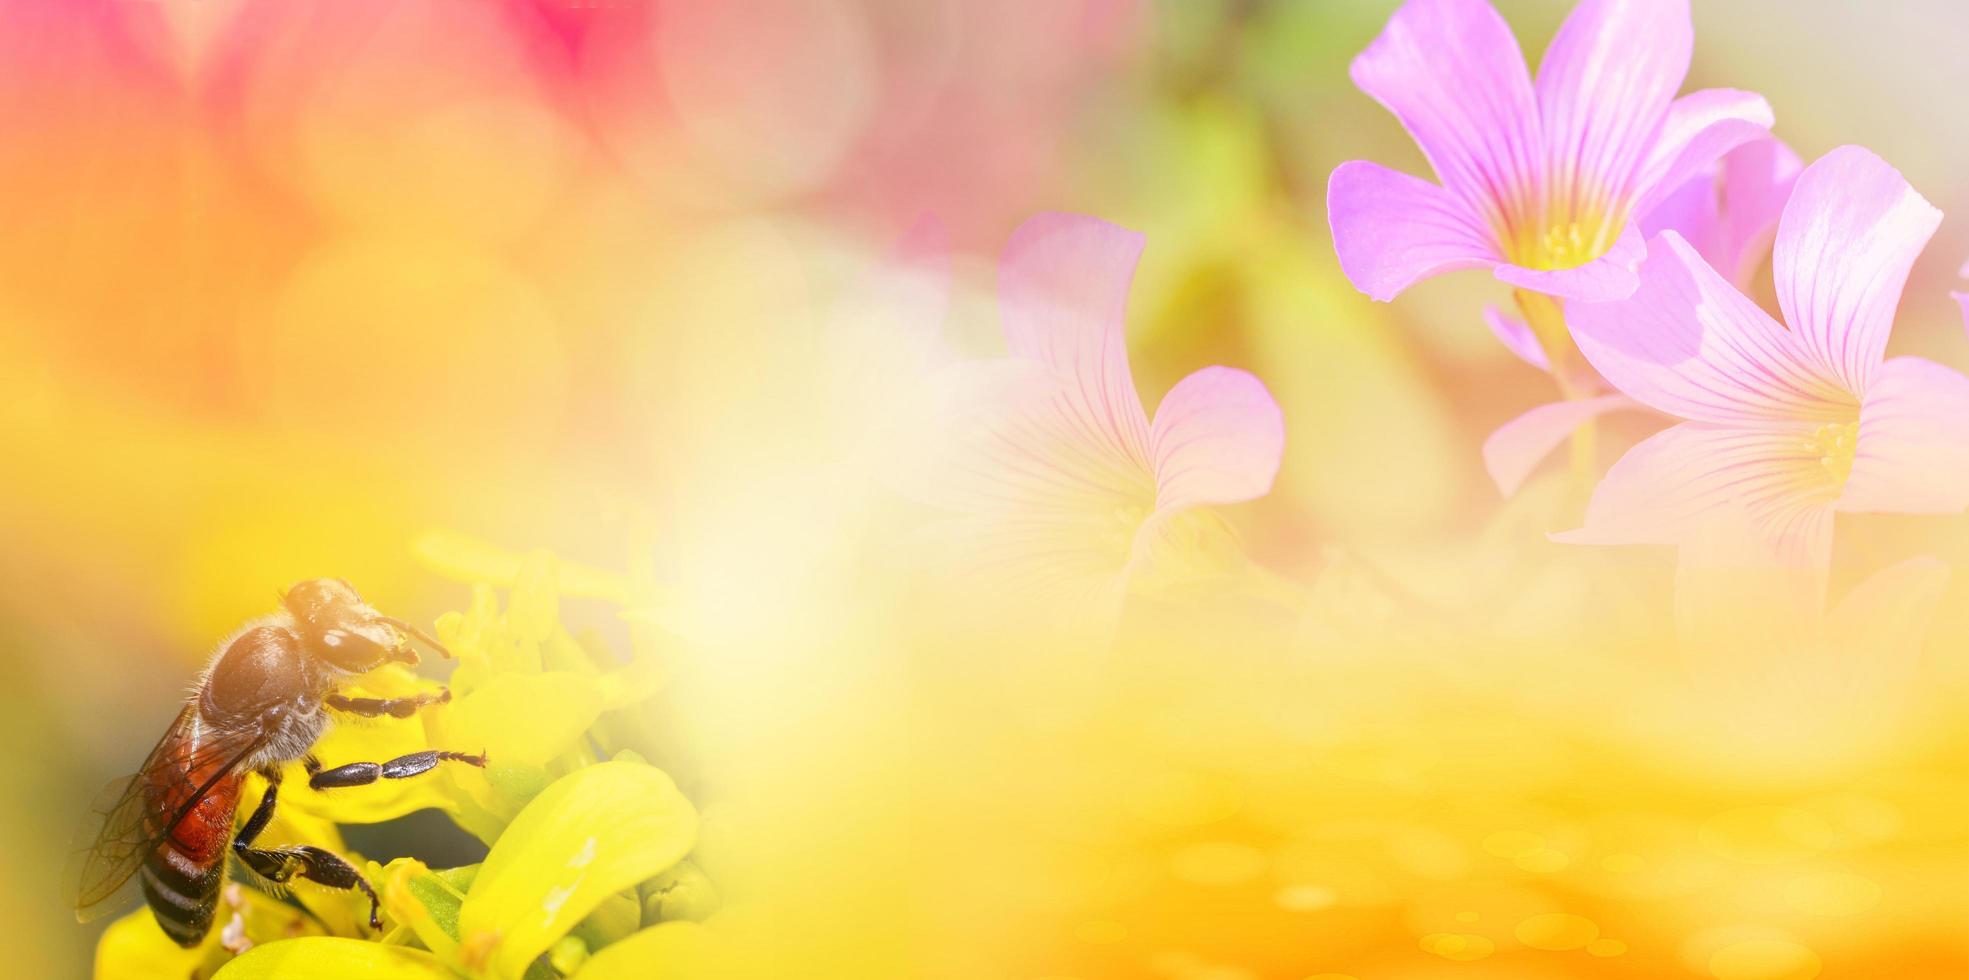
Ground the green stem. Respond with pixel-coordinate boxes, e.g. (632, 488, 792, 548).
(1513, 289, 1597, 494)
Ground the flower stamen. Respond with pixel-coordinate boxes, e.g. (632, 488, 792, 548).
(1804, 420, 1860, 486)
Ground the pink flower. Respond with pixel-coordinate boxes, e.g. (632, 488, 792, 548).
(929, 213, 1285, 617)
(1640, 136, 1803, 294)
(1482, 137, 1803, 495)
(1328, 0, 1772, 304)
(1558, 146, 1969, 570)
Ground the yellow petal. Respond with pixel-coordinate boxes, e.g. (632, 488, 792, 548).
(96, 885, 329, 980)
(573, 922, 713, 980)
(431, 670, 607, 833)
(94, 907, 214, 980)
(457, 761, 698, 980)
(508, 549, 559, 651)
(434, 584, 506, 675)
(414, 528, 633, 604)
(210, 938, 455, 979)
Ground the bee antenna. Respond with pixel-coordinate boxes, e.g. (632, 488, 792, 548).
(381, 617, 452, 659)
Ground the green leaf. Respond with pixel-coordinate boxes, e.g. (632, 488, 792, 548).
(210, 938, 456, 979)
(376, 858, 468, 958)
(456, 761, 698, 980)
(572, 923, 712, 980)
(640, 859, 721, 925)
(568, 890, 641, 951)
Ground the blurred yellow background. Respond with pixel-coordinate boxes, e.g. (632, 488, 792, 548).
(6, 1, 1969, 976)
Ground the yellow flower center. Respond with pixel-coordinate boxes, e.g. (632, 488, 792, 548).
(1803, 420, 1860, 486)
(1537, 221, 1592, 269)
(1494, 185, 1619, 271)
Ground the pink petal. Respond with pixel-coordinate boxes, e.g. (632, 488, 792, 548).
(1492, 222, 1644, 302)
(1714, 137, 1802, 289)
(1956, 291, 1969, 343)
(1483, 304, 1548, 371)
(1348, 0, 1543, 238)
(1328, 161, 1501, 301)
(912, 359, 1151, 613)
(1536, 0, 1691, 211)
(1148, 366, 1285, 513)
(1638, 137, 1801, 293)
(998, 211, 1154, 469)
(930, 360, 1154, 514)
(1567, 231, 1849, 425)
(1837, 356, 1969, 515)
(1556, 421, 1835, 568)
(1773, 145, 1942, 394)
(1630, 89, 1775, 216)
(1639, 161, 1724, 264)
(1482, 394, 1640, 496)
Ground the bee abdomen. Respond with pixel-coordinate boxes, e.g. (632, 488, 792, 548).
(138, 760, 242, 949)
(141, 843, 222, 947)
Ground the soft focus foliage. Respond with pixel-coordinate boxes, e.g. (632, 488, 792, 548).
(11, 1, 1969, 978)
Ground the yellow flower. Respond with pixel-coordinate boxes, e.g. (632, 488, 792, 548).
(211, 762, 698, 980)
(100, 541, 707, 980)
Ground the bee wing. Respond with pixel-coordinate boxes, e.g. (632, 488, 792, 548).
(66, 706, 267, 922)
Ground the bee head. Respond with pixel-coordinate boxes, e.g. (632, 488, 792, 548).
(281, 578, 365, 630)
(281, 577, 451, 671)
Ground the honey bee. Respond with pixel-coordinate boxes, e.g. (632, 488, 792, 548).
(68, 579, 487, 946)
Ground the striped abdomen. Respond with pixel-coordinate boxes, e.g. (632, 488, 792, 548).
(139, 718, 245, 947)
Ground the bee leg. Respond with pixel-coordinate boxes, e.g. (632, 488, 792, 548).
(234, 771, 283, 850)
(323, 688, 452, 719)
(236, 846, 382, 931)
(308, 749, 489, 791)
(232, 777, 383, 930)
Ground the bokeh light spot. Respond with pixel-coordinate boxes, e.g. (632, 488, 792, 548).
(256, 233, 565, 459)
(1708, 939, 1823, 980)
(654, 0, 876, 200)
(1169, 841, 1268, 887)
(1514, 912, 1599, 950)
(1482, 830, 1545, 859)
(1600, 852, 1645, 873)
(1514, 847, 1571, 873)
(1274, 884, 1337, 912)
(1798, 794, 1904, 848)
(1783, 871, 1881, 916)
(1419, 932, 1495, 962)
(1701, 807, 1837, 864)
